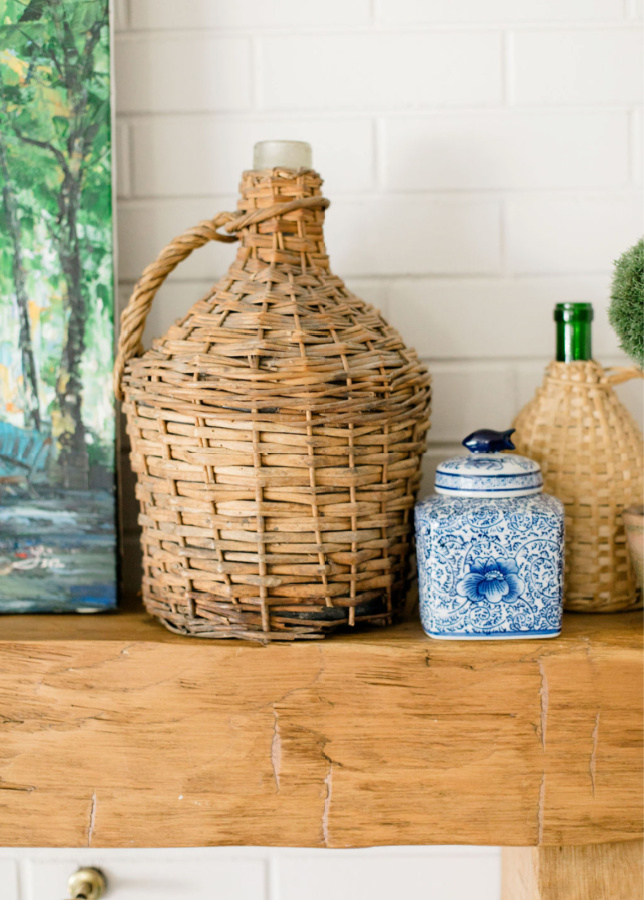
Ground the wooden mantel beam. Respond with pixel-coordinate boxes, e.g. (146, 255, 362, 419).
(0, 610, 641, 849)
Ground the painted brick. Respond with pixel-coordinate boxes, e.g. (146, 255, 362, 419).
(344, 279, 389, 318)
(115, 122, 131, 198)
(115, 36, 252, 113)
(630, 0, 644, 18)
(614, 374, 644, 429)
(515, 361, 553, 414)
(382, 112, 629, 190)
(427, 362, 516, 442)
(117, 198, 237, 281)
(277, 852, 501, 900)
(325, 197, 501, 277)
(130, 117, 374, 196)
(420, 447, 462, 499)
(376, 0, 625, 23)
(631, 109, 643, 185)
(129, 0, 372, 29)
(510, 29, 643, 105)
(259, 33, 502, 110)
(506, 193, 643, 274)
(114, 0, 129, 31)
(387, 275, 620, 359)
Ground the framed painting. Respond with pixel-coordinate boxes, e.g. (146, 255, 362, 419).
(0, 0, 117, 611)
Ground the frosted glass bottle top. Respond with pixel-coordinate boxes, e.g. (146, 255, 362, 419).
(253, 140, 312, 170)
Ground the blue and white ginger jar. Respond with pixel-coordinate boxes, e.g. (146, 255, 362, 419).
(415, 428, 564, 640)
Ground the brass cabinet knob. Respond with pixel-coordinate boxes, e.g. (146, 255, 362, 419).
(67, 868, 107, 900)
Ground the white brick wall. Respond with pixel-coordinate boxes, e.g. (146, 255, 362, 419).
(509, 29, 643, 105)
(108, 2, 643, 894)
(375, 0, 627, 24)
(381, 112, 631, 189)
(258, 33, 503, 110)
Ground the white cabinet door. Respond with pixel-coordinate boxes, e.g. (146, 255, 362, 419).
(26, 857, 266, 900)
(0, 861, 18, 900)
(0, 847, 500, 900)
(277, 853, 501, 900)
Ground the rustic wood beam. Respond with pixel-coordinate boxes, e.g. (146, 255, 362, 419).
(0, 611, 641, 848)
(502, 842, 644, 900)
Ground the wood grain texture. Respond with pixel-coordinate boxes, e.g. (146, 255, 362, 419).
(502, 842, 644, 900)
(0, 610, 641, 848)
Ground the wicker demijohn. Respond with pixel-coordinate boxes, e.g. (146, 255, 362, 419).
(513, 361, 643, 612)
(114, 161, 431, 640)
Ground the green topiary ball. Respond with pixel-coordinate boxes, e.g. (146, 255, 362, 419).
(609, 237, 644, 368)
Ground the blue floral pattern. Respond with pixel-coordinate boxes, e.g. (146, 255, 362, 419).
(415, 493, 564, 640)
(457, 557, 524, 604)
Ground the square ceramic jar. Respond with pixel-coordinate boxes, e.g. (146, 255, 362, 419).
(414, 429, 564, 640)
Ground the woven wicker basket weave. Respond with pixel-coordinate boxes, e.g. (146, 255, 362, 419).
(114, 167, 431, 640)
(513, 360, 643, 612)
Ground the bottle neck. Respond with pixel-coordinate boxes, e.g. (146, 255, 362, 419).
(253, 140, 312, 170)
(235, 168, 330, 271)
(554, 303, 593, 362)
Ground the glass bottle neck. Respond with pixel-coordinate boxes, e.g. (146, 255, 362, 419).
(253, 140, 312, 170)
(554, 303, 593, 362)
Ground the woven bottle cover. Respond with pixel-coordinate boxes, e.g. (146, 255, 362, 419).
(115, 167, 431, 640)
(513, 360, 643, 613)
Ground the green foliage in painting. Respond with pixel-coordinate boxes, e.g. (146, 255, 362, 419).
(0, 0, 113, 487)
(609, 238, 644, 369)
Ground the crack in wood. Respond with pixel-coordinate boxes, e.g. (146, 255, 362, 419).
(322, 758, 333, 848)
(0, 781, 35, 792)
(267, 655, 326, 712)
(87, 791, 97, 847)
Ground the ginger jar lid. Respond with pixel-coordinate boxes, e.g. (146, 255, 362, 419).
(435, 429, 543, 499)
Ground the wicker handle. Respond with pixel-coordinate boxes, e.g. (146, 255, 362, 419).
(604, 365, 644, 386)
(113, 194, 330, 400)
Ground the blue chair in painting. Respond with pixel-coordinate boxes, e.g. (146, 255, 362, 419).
(0, 421, 52, 493)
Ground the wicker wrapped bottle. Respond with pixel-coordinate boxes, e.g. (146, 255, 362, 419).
(114, 141, 431, 640)
(513, 302, 643, 612)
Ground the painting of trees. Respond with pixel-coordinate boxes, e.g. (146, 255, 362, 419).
(0, 0, 113, 488)
(0, 0, 116, 612)
(0, 122, 41, 430)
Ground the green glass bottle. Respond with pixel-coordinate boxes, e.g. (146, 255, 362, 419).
(554, 302, 593, 362)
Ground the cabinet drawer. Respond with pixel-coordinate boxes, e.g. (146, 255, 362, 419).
(27, 858, 266, 900)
